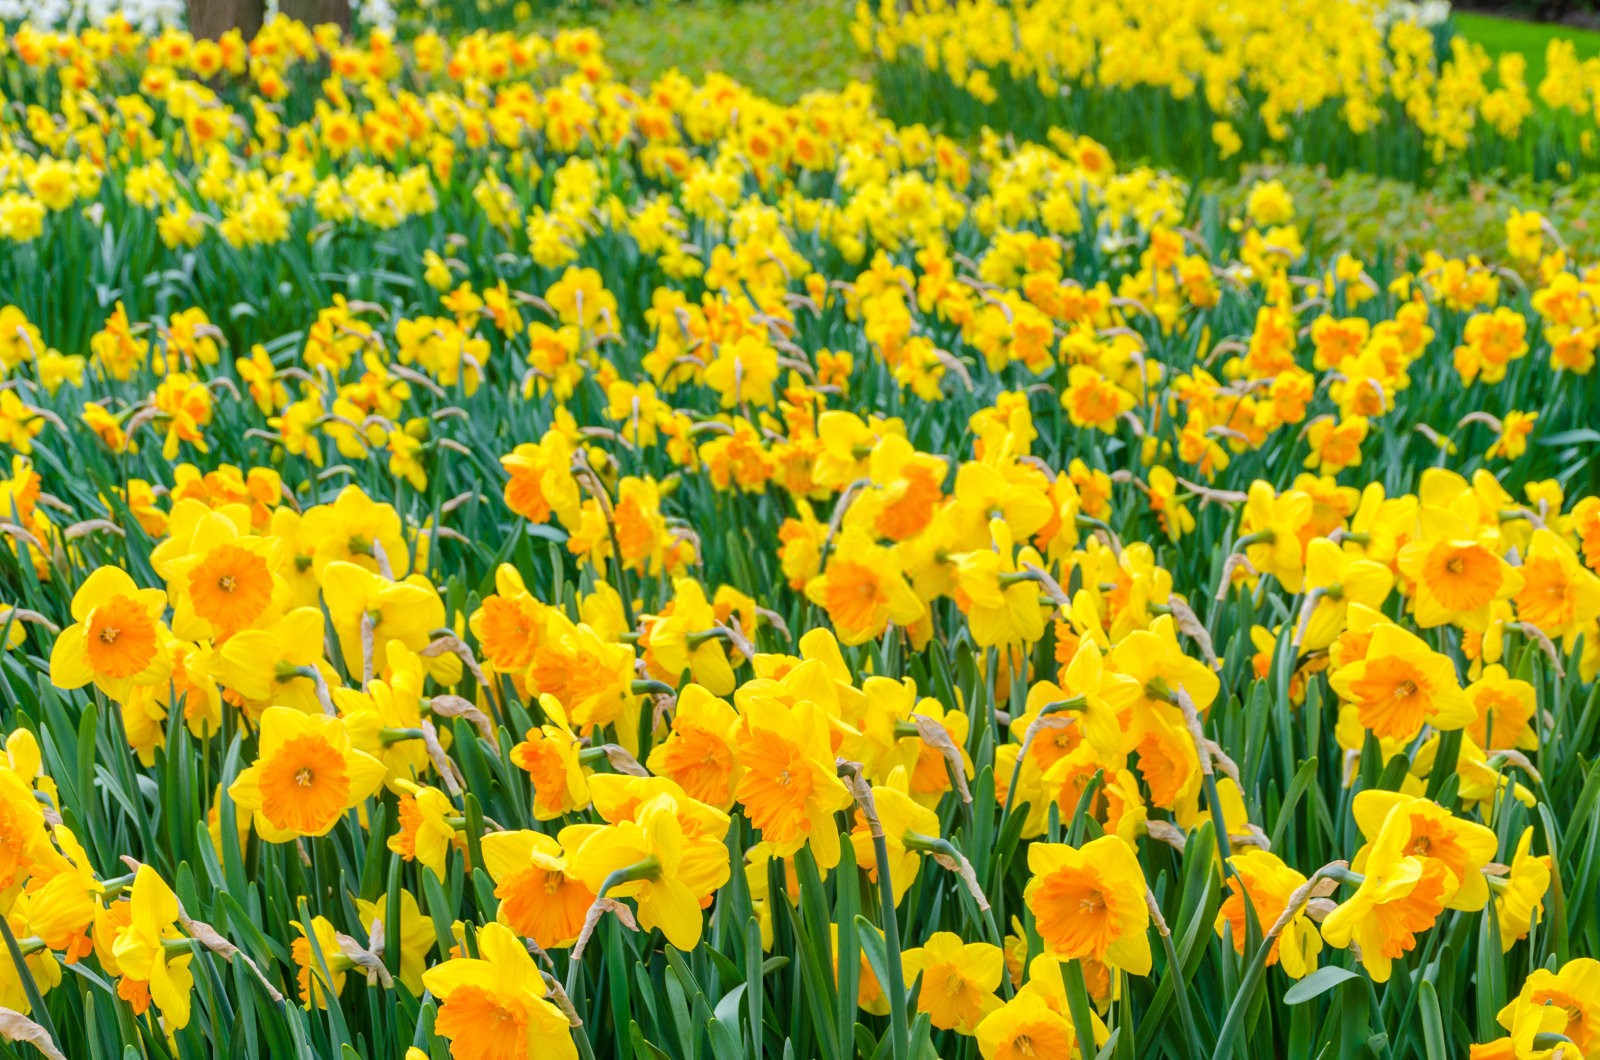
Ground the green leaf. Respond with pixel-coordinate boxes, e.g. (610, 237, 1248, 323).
(707, 1017, 744, 1060)
(1282, 966, 1361, 1006)
(1538, 428, 1600, 447)
(713, 983, 747, 1029)
(1418, 981, 1447, 1060)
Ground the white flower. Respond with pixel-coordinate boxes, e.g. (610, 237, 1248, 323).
(355, 0, 398, 30)
(2, 0, 182, 29)
(1373, 0, 1452, 28)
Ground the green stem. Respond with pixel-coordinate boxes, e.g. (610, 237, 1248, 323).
(686, 627, 730, 648)
(1200, 766, 1235, 870)
(1156, 914, 1205, 1059)
(1061, 958, 1099, 1060)
(871, 828, 910, 1060)
(982, 647, 1000, 760)
(0, 914, 57, 1043)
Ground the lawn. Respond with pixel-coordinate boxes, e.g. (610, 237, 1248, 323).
(550, 0, 865, 100)
(1454, 9, 1600, 87)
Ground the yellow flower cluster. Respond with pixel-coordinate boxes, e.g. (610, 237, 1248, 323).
(856, 0, 1583, 178)
(0, 13, 1593, 1060)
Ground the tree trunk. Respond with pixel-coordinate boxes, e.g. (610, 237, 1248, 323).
(279, 0, 353, 30)
(187, 0, 266, 39)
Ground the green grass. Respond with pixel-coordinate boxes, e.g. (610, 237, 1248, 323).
(1454, 10, 1600, 89)
(1208, 162, 1600, 265)
(551, 0, 866, 100)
